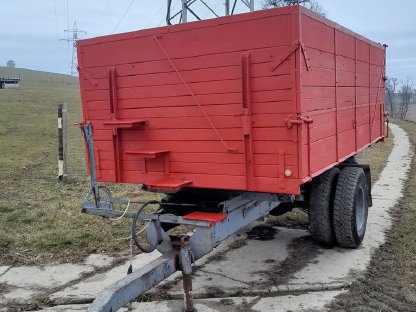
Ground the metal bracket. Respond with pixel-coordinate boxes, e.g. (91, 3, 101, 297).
(286, 115, 313, 129)
(82, 122, 100, 208)
(271, 40, 311, 72)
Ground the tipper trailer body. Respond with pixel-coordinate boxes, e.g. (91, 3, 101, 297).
(77, 6, 386, 195)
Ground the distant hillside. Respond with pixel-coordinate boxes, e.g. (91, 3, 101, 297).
(0, 66, 78, 87)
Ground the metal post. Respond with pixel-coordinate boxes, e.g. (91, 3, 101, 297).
(225, 0, 230, 15)
(181, 0, 188, 23)
(57, 103, 68, 181)
(249, 0, 254, 11)
(181, 236, 196, 312)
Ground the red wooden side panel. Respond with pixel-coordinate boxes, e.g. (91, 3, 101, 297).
(78, 7, 303, 194)
(299, 8, 386, 180)
(77, 6, 385, 195)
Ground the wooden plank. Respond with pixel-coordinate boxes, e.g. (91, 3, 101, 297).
(302, 66, 335, 87)
(92, 127, 297, 142)
(302, 15, 335, 53)
(84, 77, 292, 102)
(87, 104, 243, 120)
(302, 47, 335, 70)
(84, 61, 292, 91)
(90, 114, 291, 131)
(95, 151, 297, 167)
(80, 15, 294, 67)
(356, 39, 370, 62)
(309, 136, 337, 173)
(335, 30, 355, 59)
(338, 129, 356, 158)
(82, 46, 294, 79)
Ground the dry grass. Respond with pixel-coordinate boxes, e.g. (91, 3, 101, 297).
(330, 119, 416, 311)
(0, 68, 159, 265)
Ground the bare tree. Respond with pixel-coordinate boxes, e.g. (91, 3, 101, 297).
(262, 0, 326, 16)
(385, 77, 398, 117)
(6, 60, 16, 68)
(399, 78, 414, 119)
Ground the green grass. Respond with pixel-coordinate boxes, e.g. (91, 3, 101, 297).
(0, 67, 159, 265)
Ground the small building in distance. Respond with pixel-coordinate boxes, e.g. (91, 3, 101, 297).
(0, 77, 20, 89)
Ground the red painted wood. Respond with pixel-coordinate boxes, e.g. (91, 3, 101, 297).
(183, 211, 228, 224)
(78, 6, 385, 195)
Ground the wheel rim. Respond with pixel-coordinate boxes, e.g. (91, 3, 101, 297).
(355, 186, 366, 234)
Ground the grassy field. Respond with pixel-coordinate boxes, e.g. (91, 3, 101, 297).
(0, 67, 152, 265)
(0, 66, 395, 266)
(405, 103, 416, 123)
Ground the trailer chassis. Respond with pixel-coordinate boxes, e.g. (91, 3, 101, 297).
(81, 123, 286, 312)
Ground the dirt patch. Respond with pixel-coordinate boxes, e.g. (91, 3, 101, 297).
(246, 225, 278, 241)
(204, 286, 227, 298)
(203, 239, 247, 265)
(328, 120, 416, 311)
(266, 208, 309, 230)
(255, 235, 320, 287)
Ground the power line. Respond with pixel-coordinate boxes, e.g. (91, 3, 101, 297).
(66, 0, 70, 38)
(113, 0, 135, 33)
(60, 21, 86, 76)
(97, 0, 111, 26)
(145, 1, 167, 28)
(53, 0, 60, 41)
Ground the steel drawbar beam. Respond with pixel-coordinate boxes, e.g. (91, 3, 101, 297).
(88, 250, 179, 312)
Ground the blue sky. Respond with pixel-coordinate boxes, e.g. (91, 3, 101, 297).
(1, 0, 414, 82)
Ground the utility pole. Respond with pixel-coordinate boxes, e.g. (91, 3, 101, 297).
(167, 0, 255, 25)
(225, 0, 230, 15)
(60, 21, 86, 76)
(181, 0, 188, 23)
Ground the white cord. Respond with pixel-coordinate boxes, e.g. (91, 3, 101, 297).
(136, 220, 151, 235)
(105, 218, 151, 241)
(109, 201, 131, 221)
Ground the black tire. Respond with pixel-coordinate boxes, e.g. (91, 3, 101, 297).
(333, 167, 369, 248)
(308, 167, 340, 246)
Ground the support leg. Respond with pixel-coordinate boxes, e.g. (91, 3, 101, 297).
(180, 236, 197, 312)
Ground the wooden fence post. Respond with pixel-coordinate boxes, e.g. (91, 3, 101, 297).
(57, 103, 68, 181)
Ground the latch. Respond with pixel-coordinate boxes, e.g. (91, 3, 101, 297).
(286, 115, 313, 129)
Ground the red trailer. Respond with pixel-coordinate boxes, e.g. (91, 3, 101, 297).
(78, 6, 385, 195)
(77, 6, 386, 312)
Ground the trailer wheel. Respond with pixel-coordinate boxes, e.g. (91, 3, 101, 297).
(308, 167, 339, 246)
(333, 167, 369, 248)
